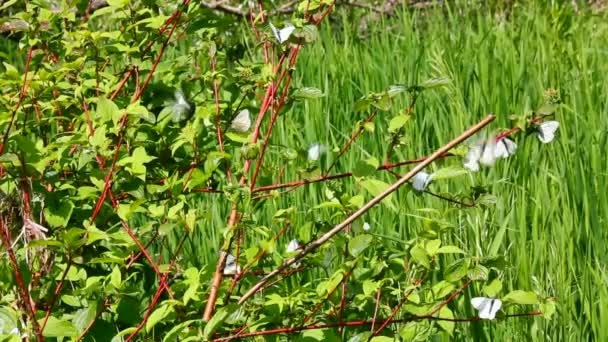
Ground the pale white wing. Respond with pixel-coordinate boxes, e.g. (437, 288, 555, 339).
(308, 143, 326, 161)
(494, 137, 517, 159)
(278, 25, 295, 43)
(269, 22, 280, 41)
(486, 299, 502, 320)
(286, 239, 300, 253)
(363, 222, 371, 231)
(471, 297, 490, 310)
(479, 138, 497, 166)
(471, 297, 501, 320)
(412, 171, 432, 192)
(171, 90, 191, 122)
(224, 254, 240, 274)
(537, 120, 560, 143)
(464, 144, 482, 172)
(230, 109, 251, 132)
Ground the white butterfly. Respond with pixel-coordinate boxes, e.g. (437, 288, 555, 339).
(171, 90, 191, 122)
(412, 171, 433, 192)
(471, 297, 502, 320)
(362, 222, 371, 231)
(286, 239, 301, 253)
(307, 143, 327, 161)
(229, 109, 251, 132)
(269, 22, 296, 44)
(224, 254, 241, 275)
(463, 138, 497, 172)
(536, 120, 560, 144)
(494, 137, 517, 159)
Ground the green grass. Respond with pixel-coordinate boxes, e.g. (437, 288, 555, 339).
(185, 3, 607, 340)
(263, 4, 607, 340)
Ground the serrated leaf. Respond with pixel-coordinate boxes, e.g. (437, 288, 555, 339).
(425, 239, 441, 256)
(349, 234, 373, 257)
(503, 290, 539, 305)
(96, 97, 121, 125)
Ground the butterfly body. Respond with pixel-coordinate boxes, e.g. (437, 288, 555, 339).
(464, 138, 497, 172)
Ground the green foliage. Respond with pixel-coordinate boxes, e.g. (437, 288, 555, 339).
(1, 0, 601, 341)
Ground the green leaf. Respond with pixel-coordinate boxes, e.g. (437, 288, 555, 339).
(41, 316, 79, 337)
(349, 234, 373, 257)
(110, 266, 121, 288)
(163, 319, 197, 342)
(44, 200, 74, 228)
(73, 302, 98, 332)
(430, 167, 468, 180)
(370, 337, 394, 342)
(432, 280, 455, 299)
(436, 245, 465, 254)
(292, 87, 325, 99)
(146, 302, 176, 333)
(359, 178, 396, 211)
(437, 306, 454, 335)
(352, 157, 379, 177)
(503, 290, 539, 305)
(410, 244, 430, 268)
(117, 146, 156, 181)
(388, 114, 410, 133)
(96, 97, 122, 125)
(482, 279, 503, 297)
(425, 239, 441, 256)
(203, 305, 233, 339)
(444, 258, 470, 282)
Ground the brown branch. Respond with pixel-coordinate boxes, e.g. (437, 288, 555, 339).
(237, 115, 496, 305)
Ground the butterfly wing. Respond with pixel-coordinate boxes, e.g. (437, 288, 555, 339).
(230, 109, 251, 132)
(464, 143, 482, 171)
(278, 25, 296, 43)
(471, 297, 501, 320)
(487, 299, 502, 320)
(537, 121, 560, 143)
(495, 138, 517, 159)
(479, 138, 497, 166)
(412, 171, 432, 192)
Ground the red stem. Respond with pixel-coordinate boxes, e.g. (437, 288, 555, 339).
(0, 221, 43, 341)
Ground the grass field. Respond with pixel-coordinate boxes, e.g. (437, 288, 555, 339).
(185, 3, 608, 340)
